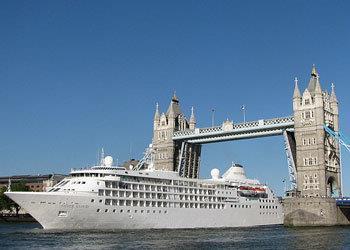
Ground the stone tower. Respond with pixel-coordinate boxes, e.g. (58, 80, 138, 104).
(293, 65, 341, 198)
(152, 94, 201, 176)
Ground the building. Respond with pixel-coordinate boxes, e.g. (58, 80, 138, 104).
(0, 174, 66, 192)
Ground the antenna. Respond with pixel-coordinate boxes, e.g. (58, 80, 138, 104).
(96, 148, 100, 165)
(129, 142, 133, 159)
(100, 148, 105, 166)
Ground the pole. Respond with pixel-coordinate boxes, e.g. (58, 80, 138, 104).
(211, 108, 215, 127)
(241, 105, 246, 122)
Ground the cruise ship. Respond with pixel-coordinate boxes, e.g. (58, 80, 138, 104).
(5, 156, 283, 229)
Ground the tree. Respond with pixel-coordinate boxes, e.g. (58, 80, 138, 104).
(0, 181, 29, 216)
(0, 186, 12, 212)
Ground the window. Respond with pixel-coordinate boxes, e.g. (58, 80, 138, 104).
(58, 211, 68, 217)
(305, 111, 311, 119)
(309, 158, 313, 165)
(91, 199, 94, 202)
(97, 209, 100, 212)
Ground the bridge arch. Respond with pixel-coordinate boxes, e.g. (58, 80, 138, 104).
(327, 176, 339, 198)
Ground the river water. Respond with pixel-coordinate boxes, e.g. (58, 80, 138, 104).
(1, 223, 350, 249)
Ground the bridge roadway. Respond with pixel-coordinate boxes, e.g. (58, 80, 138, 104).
(173, 116, 295, 144)
(336, 197, 350, 207)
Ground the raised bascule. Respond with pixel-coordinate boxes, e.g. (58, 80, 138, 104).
(148, 65, 350, 226)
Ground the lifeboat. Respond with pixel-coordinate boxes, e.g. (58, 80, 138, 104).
(238, 186, 267, 197)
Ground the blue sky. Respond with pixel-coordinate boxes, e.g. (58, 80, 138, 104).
(1, 1, 349, 195)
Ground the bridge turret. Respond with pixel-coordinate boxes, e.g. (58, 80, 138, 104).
(293, 77, 301, 111)
(189, 107, 196, 129)
(330, 83, 339, 129)
(330, 83, 338, 105)
(307, 64, 319, 93)
(153, 102, 160, 128)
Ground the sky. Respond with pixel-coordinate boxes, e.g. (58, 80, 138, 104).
(1, 0, 350, 196)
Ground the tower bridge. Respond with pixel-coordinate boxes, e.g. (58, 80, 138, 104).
(173, 116, 295, 143)
(147, 65, 350, 226)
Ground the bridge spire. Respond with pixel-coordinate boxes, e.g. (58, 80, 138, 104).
(153, 102, 160, 128)
(189, 106, 196, 129)
(293, 77, 301, 98)
(154, 102, 160, 119)
(311, 64, 318, 77)
(315, 74, 322, 94)
(330, 83, 338, 103)
(308, 64, 321, 94)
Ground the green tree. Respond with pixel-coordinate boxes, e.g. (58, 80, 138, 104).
(0, 186, 12, 212)
(0, 181, 29, 216)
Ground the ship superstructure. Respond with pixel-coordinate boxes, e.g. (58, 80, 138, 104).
(6, 156, 283, 229)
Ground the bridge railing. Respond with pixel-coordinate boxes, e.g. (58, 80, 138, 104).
(173, 116, 294, 138)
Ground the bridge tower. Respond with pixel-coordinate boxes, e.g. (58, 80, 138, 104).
(293, 65, 341, 198)
(152, 94, 201, 177)
(284, 65, 347, 226)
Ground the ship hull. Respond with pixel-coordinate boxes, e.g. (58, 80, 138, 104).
(5, 192, 283, 230)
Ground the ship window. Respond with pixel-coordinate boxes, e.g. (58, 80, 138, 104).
(99, 199, 102, 203)
(127, 210, 130, 213)
(91, 199, 94, 202)
(113, 209, 116, 213)
(120, 209, 123, 213)
(58, 211, 68, 217)
(105, 209, 108, 212)
(97, 209, 100, 212)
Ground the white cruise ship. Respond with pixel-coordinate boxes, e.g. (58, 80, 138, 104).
(5, 156, 283, 229)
